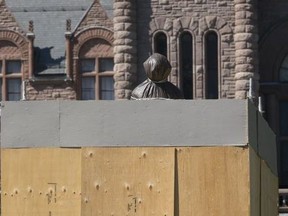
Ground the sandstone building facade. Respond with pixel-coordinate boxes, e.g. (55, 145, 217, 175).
(0, 0, 288, 211)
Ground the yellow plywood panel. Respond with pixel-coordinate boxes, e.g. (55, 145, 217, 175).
(249, 147, 261, 216)
(177, 147, 250, 216)
(261, 160, 278, 216)
(1, 148, 82, 216)
(82, 147, 175, 216)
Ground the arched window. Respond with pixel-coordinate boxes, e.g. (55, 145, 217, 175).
(154, 32, 167, 57)
(180, 32, 193, 99)
(205, 31, 219, 99)
(0, 40, 22, 101)
(79, 38, 114, 100)
(279, 54, 288, 82)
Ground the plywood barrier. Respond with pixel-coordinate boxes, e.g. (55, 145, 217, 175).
(176, 147, 250, 216)
(250, 146, 261, 216)
(1, 146, 278, 216)
(81, 148, 175, 216)
(261, 160, 278, 216)
(1, 148, 82, 216)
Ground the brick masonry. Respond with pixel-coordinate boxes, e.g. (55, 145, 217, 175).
(113, 0, 137, 99)
(0, 0, 270, 100)
(234, 0, 259, 99)
(136, 0, 238, 99)
(0, 0, 114, 101)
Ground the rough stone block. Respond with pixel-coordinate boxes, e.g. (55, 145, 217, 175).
(235, 72, 254, 80)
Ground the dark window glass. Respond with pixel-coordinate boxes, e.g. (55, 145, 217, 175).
(279, 55, 288, 82)
(6, 60, 21, 74)
(180, 32, 193, 99)
(280, 101, 288, 136)
(80, 59, 95, 73)
(81, 77, 95, 100)
(100, 77, 114, 100)
(7, 78, 21, 101)
(280, 142, 288, 187)
(206, 32, 218, 99)
(154, 32, 167, 57)
(99, 58, 114, 72)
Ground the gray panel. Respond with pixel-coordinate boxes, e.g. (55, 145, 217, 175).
(59, 100, 248, 147)
(0, 100, 278, 176)
(258, 112, 278, 176)
(248, 100, 258, 152)
(1, 101, 60, 148)
(1, 100, 248, 148)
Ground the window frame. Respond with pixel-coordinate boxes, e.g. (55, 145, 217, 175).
(204, 30, 220, 99)
(153, 31, 169, 57)
(0, 59, 22, 101)
(179, 31, 194, 99)
(79, 57, 114, 100)
(279, 54, 288, 82)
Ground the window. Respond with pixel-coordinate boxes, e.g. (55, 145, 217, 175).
(280, 54, 288, 82)
(279, 101, 288, 187)
(154, 32, 167, 57)
(80, 58, 114, 100)
(0, 60, 22, 101)
(205, 31, 219, 99)
(280, 141, 288, 187)
(180, 32, 193, 99)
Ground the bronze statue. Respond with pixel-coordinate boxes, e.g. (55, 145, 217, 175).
(131, 53, 183, 100)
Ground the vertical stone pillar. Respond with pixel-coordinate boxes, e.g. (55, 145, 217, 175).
(113, 0, 137, 99)
(234, 0, 259, 99)
(27, 33, 34, 79)
(27, 20, 35, 79)
(65, 32, 72, 79)
(65, 19, 72, 80)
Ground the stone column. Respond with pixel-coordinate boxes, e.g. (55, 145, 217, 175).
(27, 21, 35, 79)
(113, 0, 137, 99)
(65, 19, 72, 80)
(65, 32, 72, 79)
(234, 0, 259, 99)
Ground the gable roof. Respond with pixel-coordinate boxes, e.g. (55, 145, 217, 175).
(0, 0, 26, 35)
(5, 0, 113, 76)
(73, 0, 113, 35)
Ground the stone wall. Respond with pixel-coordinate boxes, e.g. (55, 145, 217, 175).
(26, 82, 76, 100)
(74, 0, 113, 35)
(0, 0, 263, 100)
(113, 0, 137, 99)
(234, 0, 259, 99)
(26, 0, 114, 101)
(136, 0, 236, 98)
(134, 0, 259, 99)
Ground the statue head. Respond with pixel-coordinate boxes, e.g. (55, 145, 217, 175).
(143, 53, 171, 82)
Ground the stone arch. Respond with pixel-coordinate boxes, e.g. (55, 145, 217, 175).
(199, 16, 232, 36)
(152, 30, 169, 56)
(0, 30, 29, 78)
(259, 20, 288, 82)
(0, 40, 21, 58)
(149, 17, 173, 36)
(73, 27, 114, 58)
(0, 30, 29, 59)
(173, 17, 198, 37)
(79, 38, 113, 58)
(198, 16, 233, 99)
